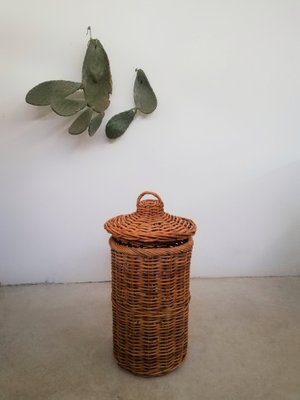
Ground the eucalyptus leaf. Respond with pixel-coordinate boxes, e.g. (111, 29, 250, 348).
(106, 109, 136, 139)
(51, 98, 87, 116)
(89, 112, 104, 136)
(26, 81, 82, 106)
(82, 39, 112, 113)
(68, 108, 93, 135)
(134, 69, 157, 114)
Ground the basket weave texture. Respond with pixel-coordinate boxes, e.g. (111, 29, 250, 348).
(104, 191, 196, 244)
(104, 192, 196, 376)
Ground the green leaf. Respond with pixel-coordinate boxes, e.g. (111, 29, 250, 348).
(88, 112, 104, 136)
(68, 108, 93, 135)
(26, 81, 82, 106)
(134, 69, 157, 114)
(106, 109, 136, 139)
(51, 98, 87, 116)
(82, 39, 112, 113)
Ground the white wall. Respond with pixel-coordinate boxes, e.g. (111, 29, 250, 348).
(0, 0, 299, 284)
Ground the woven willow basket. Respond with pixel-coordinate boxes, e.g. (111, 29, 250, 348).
(104, 191, 196, 376)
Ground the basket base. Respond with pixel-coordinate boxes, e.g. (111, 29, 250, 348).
(114, 352, 187, 377)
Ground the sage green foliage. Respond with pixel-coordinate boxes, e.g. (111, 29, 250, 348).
(106, 69, 157, 139)
(25, 32, 157, 139)
(69, 108, 93, 135)
(89, 112, 104, 136)
(51, 98, 87, 116)
(106, 109, 137, 139)
(26, 81, 82, 106)
(134, 69, 157, 114)
(82, 39, 112, 113)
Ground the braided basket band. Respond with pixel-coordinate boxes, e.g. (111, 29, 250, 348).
(111, 296, 191, 317)
(109, 236, 193, 257)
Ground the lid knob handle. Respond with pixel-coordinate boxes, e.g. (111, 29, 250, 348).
(136, 191, 164, 206)
(136, 191, 164, 216)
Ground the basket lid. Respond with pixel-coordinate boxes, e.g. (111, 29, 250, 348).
(104, 191, 197, 243)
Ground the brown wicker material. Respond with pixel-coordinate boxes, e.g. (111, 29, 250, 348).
(104, 191, 196, 243)
(104, 192, 196, 376)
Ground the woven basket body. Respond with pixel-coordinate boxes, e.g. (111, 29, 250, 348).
(105, 192, 196, 376)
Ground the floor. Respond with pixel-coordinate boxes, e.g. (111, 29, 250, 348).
(0, 277, 299, 400)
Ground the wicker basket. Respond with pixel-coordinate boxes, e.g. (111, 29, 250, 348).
(104, 191, 196, 376)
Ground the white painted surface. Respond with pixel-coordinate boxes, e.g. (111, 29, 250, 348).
(0, 0, 299, 284)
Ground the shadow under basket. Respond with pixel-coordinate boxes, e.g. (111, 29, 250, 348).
(105, 191, 196, 376)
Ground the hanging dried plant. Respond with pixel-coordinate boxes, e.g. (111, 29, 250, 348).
(26, 27, 157, 139)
